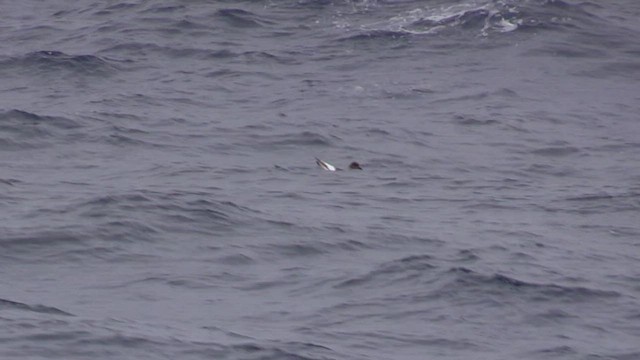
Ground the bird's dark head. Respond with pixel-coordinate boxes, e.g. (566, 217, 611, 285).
(349, 162, 363, 170)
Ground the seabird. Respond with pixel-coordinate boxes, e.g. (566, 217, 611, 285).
(316, 158, 362, 171)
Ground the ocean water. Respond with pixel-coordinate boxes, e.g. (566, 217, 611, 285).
(1, 0, 640, 359)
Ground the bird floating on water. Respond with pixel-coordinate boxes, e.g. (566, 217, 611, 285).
(315, 158, 362, 171)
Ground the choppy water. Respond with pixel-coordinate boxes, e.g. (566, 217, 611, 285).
(1, 1, 640, 359)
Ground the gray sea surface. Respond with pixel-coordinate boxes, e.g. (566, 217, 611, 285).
(1, 1, 640, 359)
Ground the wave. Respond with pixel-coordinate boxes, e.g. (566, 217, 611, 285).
(0, 231, 84, 250)
(0, 109, 80, 136)
(140, 4, 186, 14)
(444, 267, 621, 302)
(334, 254, 436, 289)
(99, 43, 236, 60)
(245, 131, 333, 149)
(4, 320, 337, 360)
(337, 0, 610, 40)
(0, 298, 73, 316)
(0, 230, 89, 264)
(0, 178, 19, 186)
(337, 29, 411, 42)
(0, 51, 116, 76)
(215, 8, 275, 28)
(73, 191, 252, 231)
(553, 191, 640, 214)
(530, 345, 640, 360)
(99, 42, 295, 67)
(530, 146, 581, 157)
(1, 190, 268, 265)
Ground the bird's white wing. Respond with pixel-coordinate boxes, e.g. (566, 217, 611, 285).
(315, 158, 336, 171)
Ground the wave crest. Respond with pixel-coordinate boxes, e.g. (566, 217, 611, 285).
(0, 51, 115, 76)
(341, 0, 605, 39)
